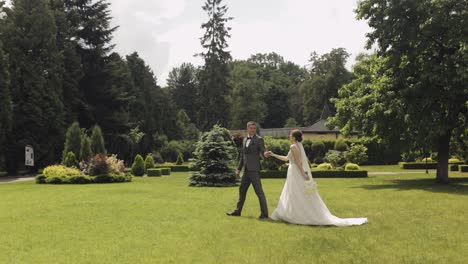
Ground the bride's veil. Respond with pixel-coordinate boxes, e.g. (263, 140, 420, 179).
(297, 142, 312, 179)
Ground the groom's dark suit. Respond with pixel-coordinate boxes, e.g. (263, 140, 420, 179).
(234, 134, 268, 217)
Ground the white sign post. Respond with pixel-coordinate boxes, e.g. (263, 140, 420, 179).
(25, 145, 34, 167)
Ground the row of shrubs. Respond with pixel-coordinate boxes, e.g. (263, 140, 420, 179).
(36, 173, 131, 184)
(399, 159, 465, 170)
(259, 162, 368, 178)
(131, 153, 188, 176)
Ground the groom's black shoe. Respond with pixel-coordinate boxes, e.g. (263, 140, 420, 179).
(258, 215, 269, 220)
(226, 211, 241, 216)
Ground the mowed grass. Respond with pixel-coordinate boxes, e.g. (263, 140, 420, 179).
(1, 171, 467, 263)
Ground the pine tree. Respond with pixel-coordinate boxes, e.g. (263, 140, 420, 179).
(0, 40, 12, 169)
(197, 0, 233, 130)
(62, 122, 82, 161)
(4, 0, 65, 171)
(90, 125, 106, 155)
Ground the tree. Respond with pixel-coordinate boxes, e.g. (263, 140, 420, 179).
(196, 0, 233, 130)
(176, 110, 200, 141)
(228, 61, 266, 129)
(62, 122, 82, 161)
(80, 135, 92, 161)
(49, 0, 84, 124)
(90, 125, 106, 155)
(189, 125, 237, 187)
(167, 63, 198, 122)
(284, 117, 298, 128)
(351, 0, 468, 183)
(3, 0, 65, 172)
(0, 40, 11, 169)
(301, 48, 352, 125)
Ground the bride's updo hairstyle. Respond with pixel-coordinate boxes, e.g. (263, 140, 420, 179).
(291, 129, 303, 142)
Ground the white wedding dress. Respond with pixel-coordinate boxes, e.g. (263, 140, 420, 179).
(271, 143, 368, 226)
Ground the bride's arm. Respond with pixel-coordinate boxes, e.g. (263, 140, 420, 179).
(269, 152, 289, 162)
(290, 145, 310, 180)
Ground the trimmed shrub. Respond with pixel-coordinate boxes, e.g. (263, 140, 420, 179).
(421, 157, 433, 162)
(313, 156, 324, 164)
(0, 171, 8, 177)
(317, 163, 332, 170)
(312, 170, 368, 178)
(449, 158, 461, 163)
(161, 168, 171, 175)
(334, 140, 348, 151)
(43, 165, 82, 178)
(45, 176, 65, 184)
(63, 152, 79, 168)
(260, 170, 287, 178)
(145, 155, 155, 171)
(399, 162, 437, 169)
(460, 165, 468, 173)
(68, 175, 92, 184)
(132, 154, 145, 176)
(450, 164, 460, 171)
(35, 174, 46, 184)
(311, 142, 325, 160)
(172, 165, 190, 172)
(345, 163, 360, 171)
(94, 174, 113, 183)
(176, 152, 184, 165)
(147, 168, 162, 177)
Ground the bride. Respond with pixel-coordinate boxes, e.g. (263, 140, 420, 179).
(267, 129, 368, 226)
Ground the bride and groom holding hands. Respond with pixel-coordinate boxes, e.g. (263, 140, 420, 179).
(227, 121, 368, 226)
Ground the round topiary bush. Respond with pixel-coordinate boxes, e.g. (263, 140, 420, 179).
(132, 154, 145, 176)
(345, 163, 360, 171)
(145, 155, 155, 172)
(334, 140, 348, 152)
(449, 158, 461, 163)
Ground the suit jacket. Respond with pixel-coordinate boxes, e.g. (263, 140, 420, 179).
(237, 134, 265, 172)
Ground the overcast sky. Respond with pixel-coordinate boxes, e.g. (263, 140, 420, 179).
(110, 0, 371, 86)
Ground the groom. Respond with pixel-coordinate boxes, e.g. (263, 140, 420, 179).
(227, 121, 270, 220)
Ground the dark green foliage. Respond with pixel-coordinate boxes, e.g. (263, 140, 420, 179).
(311, 142, 325, 160)
(176, 152, 184, 165)
(196, 0, 233, 130)
(311, 170, 368, 178)
(144, 155, 155, 171)
(80, 136, 92, 161)
(36, 173, 131, 184)
(90, 125, 106, 155)
(0, 40, 12, 169)
(131, 154, 145, 176)
(259, 170, 287, 179)
(62, 122, 82, 161)
(399, 162, 438, 170)
(459, 166, 468, 173)
(189, 125, 237, 186)
(147, 168, 162, 177)
(334, 139, 348, 151)
(63, 152, 79, 168)
(171, 165, 190, 172)
(4, 0, 66, 172)
(262, 137, 290, 170)
(161, 168, 171, 175)
(167, 63, 198, 122)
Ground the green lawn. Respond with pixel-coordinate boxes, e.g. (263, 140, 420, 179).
(1, 171, 467, 263)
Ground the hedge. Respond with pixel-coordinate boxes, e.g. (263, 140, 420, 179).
(399, 162, 437, 169)
(0, 171, 7, 177)
(36, 173, 132, 184)
(161, 168, 171, 175)
(311, 170, 368, 178)
(460, 165, 468, 173)
(147, 168, 162, 177)
(171, 165, 190, 172)
(260, 170, 287, 178)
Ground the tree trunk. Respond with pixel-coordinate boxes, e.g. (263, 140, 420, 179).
(436, 130, 451, 184)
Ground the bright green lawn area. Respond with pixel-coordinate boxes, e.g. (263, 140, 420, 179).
(1, 171, 467, 263)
